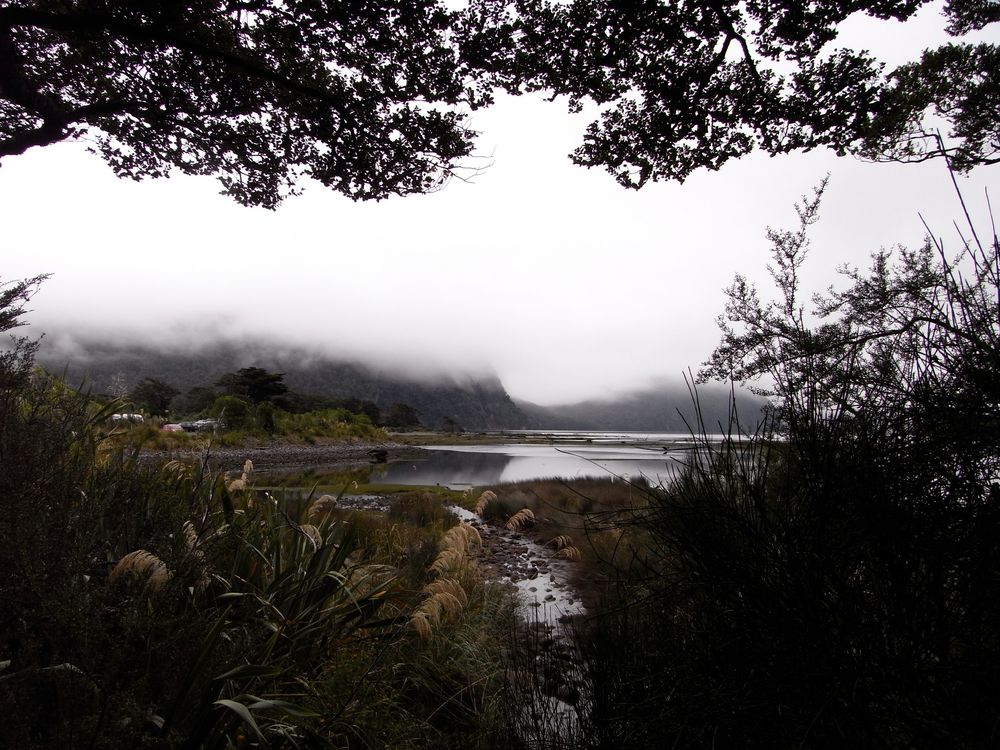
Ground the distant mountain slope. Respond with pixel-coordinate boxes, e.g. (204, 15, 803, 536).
(36, 336, 531, 431)
(35, 335, 766, 433)
(517, 382, 768, 433)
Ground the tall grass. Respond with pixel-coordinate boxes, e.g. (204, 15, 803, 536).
(1, 367, 508, 748)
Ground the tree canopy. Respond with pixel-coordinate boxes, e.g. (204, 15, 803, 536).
(0, 274, 46, 389)
(1, 0, 996, 206)
(0, 0, 491, 207)
(128, 376, 179, 417)
(215, 366, 287, 404)
(465, 0, 998, 186)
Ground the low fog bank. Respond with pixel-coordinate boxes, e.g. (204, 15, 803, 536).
(31, 323, 497, 389)
(24, 310, 711, 406)
(32, 328, 527, 430)
(517, 377, 769, 434)
(24, 327, 766, 432)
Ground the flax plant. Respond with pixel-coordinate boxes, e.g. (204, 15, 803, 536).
(168, 474, 399, 749)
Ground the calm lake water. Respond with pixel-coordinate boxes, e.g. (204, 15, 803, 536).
(373, 432, 725, 489)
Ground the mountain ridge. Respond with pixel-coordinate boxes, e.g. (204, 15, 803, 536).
(516, 381, 767, 433)
(35, 335, 767, 433)
(35, 336, 529, 430)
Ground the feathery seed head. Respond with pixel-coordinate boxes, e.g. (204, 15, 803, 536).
(505, 508, 535, 532)
(474, 489, 497, 516)
(410, 612, 432, 638)
(548, 534, 573, 550)
(424, 577, 469, 607)
(109, 550, 171, 591)
(430, 547, 466, 576)
(307, 494, 338, 519)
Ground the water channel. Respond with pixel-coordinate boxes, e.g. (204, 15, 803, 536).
(371, 431, 723, 489)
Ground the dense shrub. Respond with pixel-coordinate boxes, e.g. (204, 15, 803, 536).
(571, 186, 1000, 748)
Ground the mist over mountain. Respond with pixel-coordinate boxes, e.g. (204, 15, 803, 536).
(34, 333, 766, 433)
(36, 334, 529, 431)
(517, 380, 768, 433)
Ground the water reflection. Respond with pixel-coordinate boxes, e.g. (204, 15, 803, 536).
(373, 443, 686, 489)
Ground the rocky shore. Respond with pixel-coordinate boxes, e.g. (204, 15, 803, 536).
(450, 506, 584, 617)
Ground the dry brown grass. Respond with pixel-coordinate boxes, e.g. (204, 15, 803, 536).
(307, 494, 338, 519)
(442, 522, 481, 551)
(424, 577, 469, 607)
(429, 547, 467, 576)
(109, 550, 171, 591)
(409, 577, 470, 637)
(226, 458, 255, 492)
(474, 489, 497, 516)
(414, 525, 482, 636)
(504, 508, 535, 532)
(547, 534, 574, 550)
(545, 534, 581, 561)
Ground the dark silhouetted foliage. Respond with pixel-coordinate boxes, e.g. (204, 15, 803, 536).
(128, 375, 178, 417)
(0, 273, 46, 389)
(169, 384, 217, 417)
(0, 0, 491, 207)
(4, 1, 995, 211)
(465, 0, 998, 184)
(215, 365, 287, 404)
(567, 184, 1000, 748)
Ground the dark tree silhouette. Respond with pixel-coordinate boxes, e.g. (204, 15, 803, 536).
(572, 186, 1000, 748)
(215, 366, 287, 404)
(465, 0, 998, 185)
(0, 0, 491, 207)
(3, 1, 995, 210)
(128, 376, 179, 417)
(0, 274, 46, 389)
(169, 385, 217, 417)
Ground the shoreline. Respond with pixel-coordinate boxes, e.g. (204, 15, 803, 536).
(139, 439, 432, 473)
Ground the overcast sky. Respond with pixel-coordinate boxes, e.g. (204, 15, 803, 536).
(2, 2, 997, 405)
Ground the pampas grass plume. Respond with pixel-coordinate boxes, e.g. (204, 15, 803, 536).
(109, 550, 171, 591)
(505, 508, 535, 532)
(548, 534, 573, 550)
(409, 579, 469, 637)
(307, 494, 338, 519)
(474, 490, 497, 516)
(430, 547, 466, 576)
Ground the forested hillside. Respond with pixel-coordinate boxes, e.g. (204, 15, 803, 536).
(36, 336, 766, 432)
(36, 336, 530, 430)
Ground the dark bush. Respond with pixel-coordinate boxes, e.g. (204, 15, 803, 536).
(573, 186, 1000, 748)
